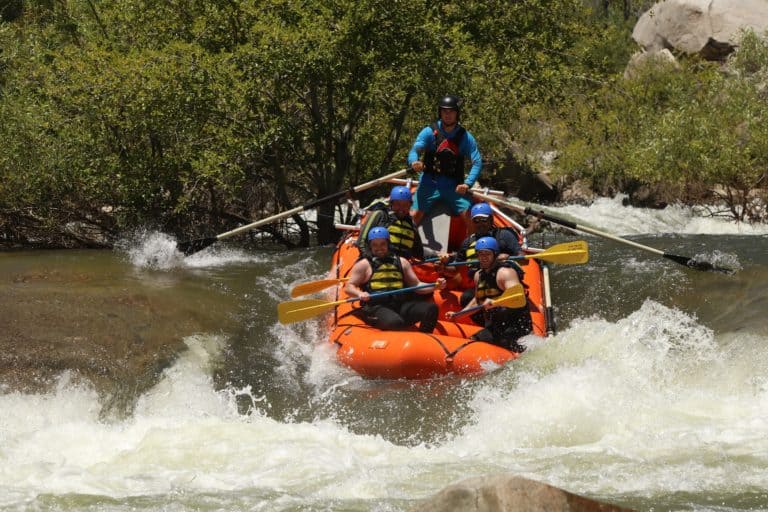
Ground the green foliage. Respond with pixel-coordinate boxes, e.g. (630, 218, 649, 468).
(3, 0, 764, 248)
(548, 29, 768, 221)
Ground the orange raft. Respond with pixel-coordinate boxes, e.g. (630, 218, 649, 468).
(326, 204, 549, 379)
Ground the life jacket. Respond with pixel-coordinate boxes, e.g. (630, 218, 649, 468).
(463, 228, 517, 262)
(365, 255, 404, 300)
(386, 212, 417, 258)
(476, 263, 504, 301)
(465, 236, 479, 261)
(476, 258, 526, 295)
(423, 122, 466, 182)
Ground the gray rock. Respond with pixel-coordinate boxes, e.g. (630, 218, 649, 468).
(624, 48, 679, 79)
(633, 0, 768, 60)
(411, 474, 634, 512)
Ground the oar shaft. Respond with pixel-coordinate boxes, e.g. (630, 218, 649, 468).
(353, 283, 435, 301)
(473, 191, 735, 273)
(446, 254, 525, 267)
(523, 207, 665, 257)
(217, 169, 408, 241)
(472, 191, 665, 256)
(280, 282, 437, 323)
(451, 303, 484, 318)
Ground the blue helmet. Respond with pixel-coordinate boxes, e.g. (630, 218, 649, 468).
(389, 186, 412, 202)
(470, 202, 492, 219)
(367, 226, 390, 242)
(475, 236, 499, 254)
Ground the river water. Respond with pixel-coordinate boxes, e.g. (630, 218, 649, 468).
(1, 196, 767, 511)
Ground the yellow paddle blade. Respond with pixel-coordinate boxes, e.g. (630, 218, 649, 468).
(451, 284, 527, 320)
(526, 240, 589, 265)
(290, 278, 349, 298)
(277, 298, 347, 324)
(492, 284, 526, 308)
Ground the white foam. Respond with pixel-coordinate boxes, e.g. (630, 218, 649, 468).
(533, 195, 768, 236)
(446, 301, 768, 494)
(115, 230, 270, 269)
(3, 305, 767, 509)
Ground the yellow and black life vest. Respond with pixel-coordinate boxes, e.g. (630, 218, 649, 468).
(365, 255, 404, 294)
(465, 238, 478, 261)
(387, 213, 417, 258)
(476, 263, 504, 301)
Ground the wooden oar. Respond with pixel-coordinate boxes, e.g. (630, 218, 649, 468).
(278, 283, 436, 324)
(178, 168, 408, 255)
(448, 284, 526, 320)
(472, 191, 734, 274)
(446, 240, 589, 267)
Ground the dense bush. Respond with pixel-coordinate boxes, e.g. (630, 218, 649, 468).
(1, 1, 765, 249)
(545, 28, 768, 222)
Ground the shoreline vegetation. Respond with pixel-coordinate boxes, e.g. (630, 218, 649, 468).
(2, 1, 767, 251)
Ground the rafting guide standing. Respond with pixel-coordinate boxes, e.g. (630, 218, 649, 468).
(408, 95, 483, 232)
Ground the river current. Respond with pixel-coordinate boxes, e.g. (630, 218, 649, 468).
(1, 195, 767, 511)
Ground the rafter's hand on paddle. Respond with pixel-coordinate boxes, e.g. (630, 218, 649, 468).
(481, 298, 497, 310)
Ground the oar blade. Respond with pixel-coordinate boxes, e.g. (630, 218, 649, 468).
(530, 240, 589, 265)
(493, 284, 526, 308)
(451, 284, 526, 320)
(663, 253, 735, 274)
(278, 299, 339, 324)
(290, 278, 347, 298)
(279, 283, 431, 324)
(177, 237, 218, 256)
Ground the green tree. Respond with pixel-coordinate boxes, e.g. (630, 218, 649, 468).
(0, 0, 610, 247)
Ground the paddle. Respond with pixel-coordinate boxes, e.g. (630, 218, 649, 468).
(472, 192, 733, 274)
(289, 257, 441, 297)
(448, 284, 526, 320)
(278, 283, 436, 324)
(178, 168, 408, 256)
(289, 242, 586, 298)
(446, 240, 589, 267)
(290, 277, 350, 298)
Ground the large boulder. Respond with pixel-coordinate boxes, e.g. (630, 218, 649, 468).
(633, 0, 768, 60)
(411, 474, 634, 512)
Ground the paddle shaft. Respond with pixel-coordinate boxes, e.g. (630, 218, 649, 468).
(279, 283, 437, 324)
(344, 283, 436, 304)
(434, 241, 587, 270)
(215, 168, 408, 242)
(472, 192, 729, 273)
(472, 191, 650, 250)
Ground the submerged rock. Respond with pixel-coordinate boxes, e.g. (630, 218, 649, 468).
(411, 474, 634, 512)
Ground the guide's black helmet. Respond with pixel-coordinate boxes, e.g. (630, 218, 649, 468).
(437, 95, 462, 119)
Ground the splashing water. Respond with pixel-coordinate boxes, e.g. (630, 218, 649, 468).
(116, 230, 186, 269)
(2, 294, 768, 511)
(542, 195, 768, 236)
(115, 230, 269, 269)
